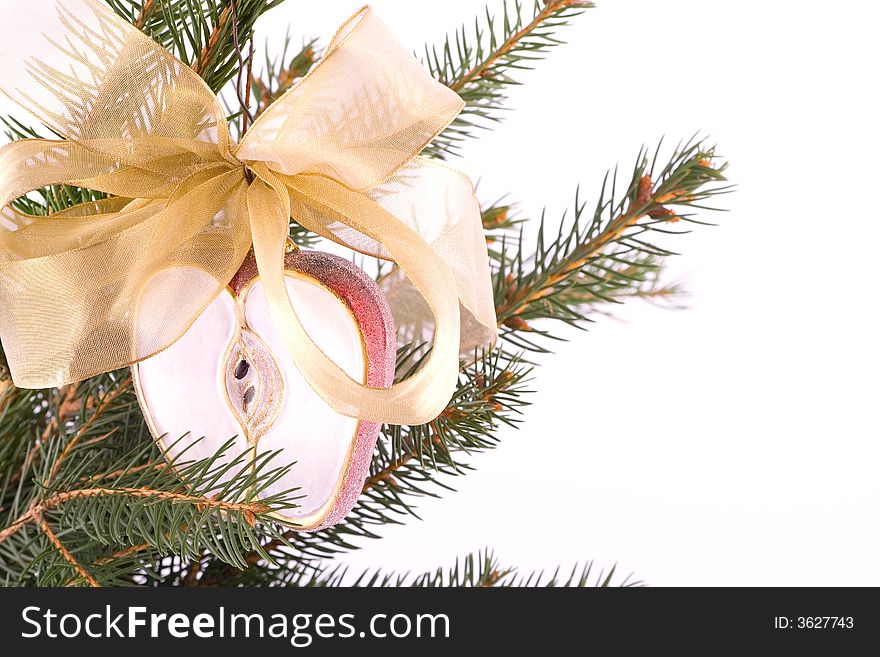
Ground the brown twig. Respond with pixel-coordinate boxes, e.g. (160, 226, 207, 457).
(0, 379, 15, 413)
(362, 456, 412, 491)
(134, 0, 158, 30)
(83, 461, 169, 485)
(243, 39, 254, 134)
(478, 569, 503, 587)
(229, 0, 255, 133)
(46, 378, 131, 484)
(6, 384, 85, 492)
(450, 0, 588, 93)
(92, 542, 152, 567)
(496, 212, 642, 325)
(192, 4, 233, 75)
(6, 377, 129, 519)
(43, 385, 82, 443)
(38, 515, 101, 587)
(494, 174, 688, 326)
(0, 487, 270, 545)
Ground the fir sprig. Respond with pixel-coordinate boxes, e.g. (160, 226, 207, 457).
(494, 138, 730, 350)
(254, 549, 642, 587)
(482, 196, 524, 241)
(0, 373, 301, 586)
(424, 0, 595, 157)
(104, 0, 286, 92)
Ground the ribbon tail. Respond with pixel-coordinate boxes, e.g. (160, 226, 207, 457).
(370, 157, 498, 360)
(247, 166, 461, 425)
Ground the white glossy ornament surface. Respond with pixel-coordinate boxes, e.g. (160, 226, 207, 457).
(134, 270, 366, 522)
(135, 272, 246, 479)
(244, 277, 364, 517)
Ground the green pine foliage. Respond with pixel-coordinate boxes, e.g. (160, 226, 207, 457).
(104, 0, 286, 92)
(424, 0, 596, 158)
(0, 0, 730, 586)
(236, 549, 643, 587)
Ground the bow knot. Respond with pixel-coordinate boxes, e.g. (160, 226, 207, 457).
(0, 1, 497, 425)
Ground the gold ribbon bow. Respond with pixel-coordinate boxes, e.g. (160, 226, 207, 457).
(0, 0, 497, 425)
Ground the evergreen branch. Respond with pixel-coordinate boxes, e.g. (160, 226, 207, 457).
(7, 379, 128, 496)
(448, 0, 591, 93)
(493, 138, 731, 349)
(0, 2, 733, 587)
(46, 377, 131, 484)
(267, 549, 641, 587)
(482, 197, 523, 241)
(192, 3, 235, 78)
(425, 0, 594, 157)
(0, 371, 301, 584)
(0, 486, 271, 546)
(37, 515, 101, 587)
(104, 0, 287, 92)
(92, 542, 153, 566)
(133, 0, 159, 29)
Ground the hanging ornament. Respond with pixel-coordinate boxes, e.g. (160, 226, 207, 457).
(0, 0, 499, 528)
(132, 248, 395, 529)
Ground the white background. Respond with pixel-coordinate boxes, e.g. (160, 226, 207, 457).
(5, 0, 880, 586)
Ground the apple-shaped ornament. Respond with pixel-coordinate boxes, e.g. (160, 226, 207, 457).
(0, 4, 498, 531)
(132, 248, 395, 530)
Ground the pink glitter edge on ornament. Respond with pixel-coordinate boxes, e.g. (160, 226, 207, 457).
(285, 250, 396, 530)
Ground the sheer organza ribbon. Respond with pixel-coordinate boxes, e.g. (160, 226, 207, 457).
(0, 1, 496, 424)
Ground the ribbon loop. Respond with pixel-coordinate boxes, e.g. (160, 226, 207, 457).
(0, 0, 231, 162)
(237, 7, 464, 191)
